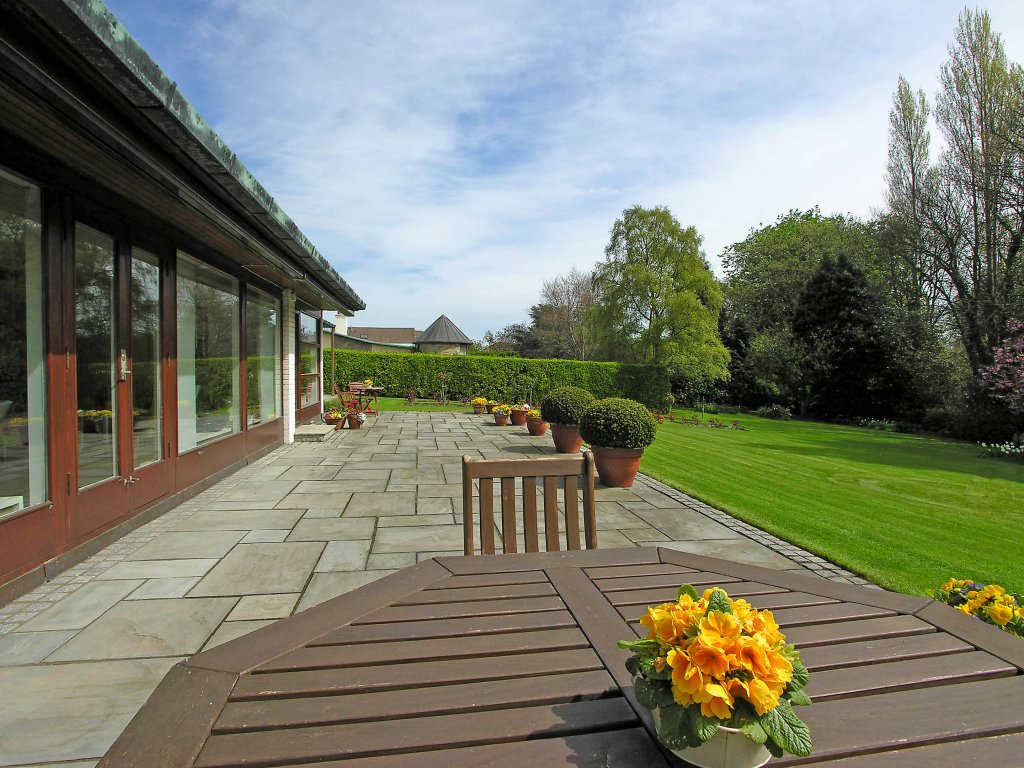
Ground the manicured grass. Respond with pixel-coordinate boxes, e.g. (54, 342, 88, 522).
(641, 411, 1024, 596)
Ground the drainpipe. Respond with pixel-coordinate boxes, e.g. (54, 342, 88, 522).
(282, 289, 296, 444)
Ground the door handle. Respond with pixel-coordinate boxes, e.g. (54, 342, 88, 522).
(119, 349, 130, 381)
(123, 475, 138, 486)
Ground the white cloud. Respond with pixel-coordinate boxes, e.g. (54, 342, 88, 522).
(108, 0, 1024, 338)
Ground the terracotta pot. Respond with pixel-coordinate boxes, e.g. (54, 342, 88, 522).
(485, 403, 497, 414)
(526, 417, 548, 436)
(510, 408, 528, 426)
(550, 423, 583, 453)
(472, 404, 485, 414)
(591, 446, 644, 487)
(346, 413, 362, 429)
(493, 413, 510, 426)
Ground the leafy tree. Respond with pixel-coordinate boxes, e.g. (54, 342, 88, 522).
(792, 255, 906, 419)
(886, 9, 1024, 375)
(591, 205, 728, 382)
(979, 320, 1024, 417)
(536, 267, 596, 360)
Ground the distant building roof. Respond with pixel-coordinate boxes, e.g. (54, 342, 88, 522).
(348, 326, 419, 344)
(415, 315, 472, 345)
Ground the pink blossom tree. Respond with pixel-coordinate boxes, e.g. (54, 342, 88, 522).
(979, 321, 1024, 417)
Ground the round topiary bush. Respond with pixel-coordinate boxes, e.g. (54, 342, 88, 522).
(580, 398, 657, 449)
(541, 387, 597, 425)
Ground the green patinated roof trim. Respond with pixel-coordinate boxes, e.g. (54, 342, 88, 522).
(336, 334, 415, 350)
(34, 0, 364, 312)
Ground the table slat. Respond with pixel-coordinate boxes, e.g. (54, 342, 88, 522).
(315, 609, 577, 645)
(234, 648, 604, 699)
(422, 571, 548, 590)
(800, 731, 1024, 767)
(785, 615, 936, 647)
(800, 632, 973, 671)
(356, 595, 565, 623)
(259, 627, 589, 672)
(393, 581, 556, 605)
(195, 698, 640, 768)
(215, 669, 619, 732)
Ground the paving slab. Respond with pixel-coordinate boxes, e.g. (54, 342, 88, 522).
(275, 492, 352, 510)
(275, 466, 342, 481)
(240, 529, 291, 543)
(296, 570, 397, 613)
(48, 597, 235, 661)
(314, 540, 372, 572)
(0, 630, 76, 666)
(372, 524, 465, 553)
(218, 480, 298, 503)
(203, 620, 275, 650)
(0, 657, 179, 766)
(653, 539, 801, 569)
(126, 530, 245, 561)
(123, 577, 201, 600)
(632, 507, 747, 541)
(344, 490, 416, 516)
(292, 479, 387, 493)
(227, 593, 299, 621)
(286, 517, 375, 541)
(188, 542, 325, 597)
(19, 581, 142, 632)
(95, 559, 217, 580)
(171, 509, 304, 531)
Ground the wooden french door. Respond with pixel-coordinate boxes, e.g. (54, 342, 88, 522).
(67, 220, 170, 542)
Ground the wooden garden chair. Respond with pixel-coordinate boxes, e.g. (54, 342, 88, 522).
(461, 452, 597, 555)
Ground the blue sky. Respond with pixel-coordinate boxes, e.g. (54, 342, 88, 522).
(104, 1, 1024, 339)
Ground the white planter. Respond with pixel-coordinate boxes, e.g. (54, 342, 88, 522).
(652, 709, 771, 768)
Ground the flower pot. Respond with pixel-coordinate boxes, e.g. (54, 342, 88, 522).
(473, 404, 485, 415)
(510, 408, 528, 426)
(550, 423, 582, 453)
(485, 403, 497, 414)
(493, 413, 510, 426)
(591, 445, 643, 487)
(346, 413, 362, 429)
(652, 709, 770, 768)
(526, 417, 548, 436)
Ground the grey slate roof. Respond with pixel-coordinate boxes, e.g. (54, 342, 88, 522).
(415, 315, 472, 345)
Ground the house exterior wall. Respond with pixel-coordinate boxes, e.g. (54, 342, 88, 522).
(417, 342, 469, 356)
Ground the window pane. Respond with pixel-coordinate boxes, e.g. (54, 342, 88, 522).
(177, 252, 239, 451)
(132, 249, 162, 468)
(0, 168, 47, 514)
(246, 287, 281, 425)
(75, 224, 118, 488)
(298, 313, 319, 407)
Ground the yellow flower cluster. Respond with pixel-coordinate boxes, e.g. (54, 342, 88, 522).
(639, 589, 794, 720)
(362, 379, 373, 386)
(471, 397, 489, 405)
(493, 404, 512, 416)
(939, 578, 1024, 629)
(526, 408, 542, 419)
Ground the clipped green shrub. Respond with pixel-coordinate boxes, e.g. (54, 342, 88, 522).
(541, 387, 597, 425)
(324, 350, 669, 408)
(580, 398, 657, 449)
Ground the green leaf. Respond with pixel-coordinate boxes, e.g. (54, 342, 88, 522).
(617, 639, 661, 654)
(656, 705, 688, 750)
(759, 700, 813, 757)
(786, 688, 812, 707)
(764, 737, 784, 758)
(707, 588, 733, 615)
(694, 712, 720, 742)
(678, 584, 699, 601)
(740, 721, 768, 745)
(625, 655, 639, 677)
(789, 660, 810, 691)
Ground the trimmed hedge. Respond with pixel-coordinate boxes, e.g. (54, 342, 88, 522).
(541, 387, 597, 425)
(323, 350, 671, 410)
(580, 397, 657, 449)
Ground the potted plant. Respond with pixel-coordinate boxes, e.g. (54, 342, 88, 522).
(324, 407, 345, 430)
(540, 387, 597, 453)
(619, 584, 812, 768)
(471, 397, 488, 415)
(579, 397, 656, 487)
(509, 403, 530, 426)
(492, 404, 511, 426)
(485, 400, 498, 414)
(346, 410, 366, 430)
(933, 579, 1024, 637)
(525, 408, 548, 436)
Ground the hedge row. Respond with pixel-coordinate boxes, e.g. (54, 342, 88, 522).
(323, 350, 672, 411)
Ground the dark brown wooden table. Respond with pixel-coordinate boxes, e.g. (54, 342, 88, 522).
(99, 547, 1024, 768)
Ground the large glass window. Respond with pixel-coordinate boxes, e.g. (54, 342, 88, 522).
(246, 287, 281, 426)
(298, 313, 320, 408)
(177, 252, 240, 451)
(0, 169, 47, 514)
(75, 224, 118, 488)
(132, 249, 162, 467)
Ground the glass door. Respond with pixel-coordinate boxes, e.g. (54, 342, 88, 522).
(70, 223, 127, 539)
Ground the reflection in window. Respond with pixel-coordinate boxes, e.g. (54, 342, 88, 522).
(298, 313, 319, 408)
(0, 169, 47, 514)
(246, 287, 281, 425)
(177, 252, 239, 451)
(132, 249, 162, 468)
(75, 224, 118, 488)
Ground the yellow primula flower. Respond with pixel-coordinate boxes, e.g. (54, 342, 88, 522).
(689, 638, 731, 678)
(699, 610, 741, 645)
(691, 681, 734, 720)
(987, 602, 1014, 626)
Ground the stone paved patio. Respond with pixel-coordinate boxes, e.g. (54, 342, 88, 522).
(0, 411, 866, 767)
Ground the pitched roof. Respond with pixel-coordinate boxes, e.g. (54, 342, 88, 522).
(415, 315, 472, 345)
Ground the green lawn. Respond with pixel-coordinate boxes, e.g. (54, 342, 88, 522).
(327, 396, 470, 413)
(641, 411, 1024, 596)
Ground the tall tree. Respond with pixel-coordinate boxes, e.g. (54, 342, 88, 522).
(887, 9, 1024, 374)
(537, 267, 596, 360)
(591, 205, 728, 381)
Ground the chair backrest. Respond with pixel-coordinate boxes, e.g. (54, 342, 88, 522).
(461, 453, 597, 556)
